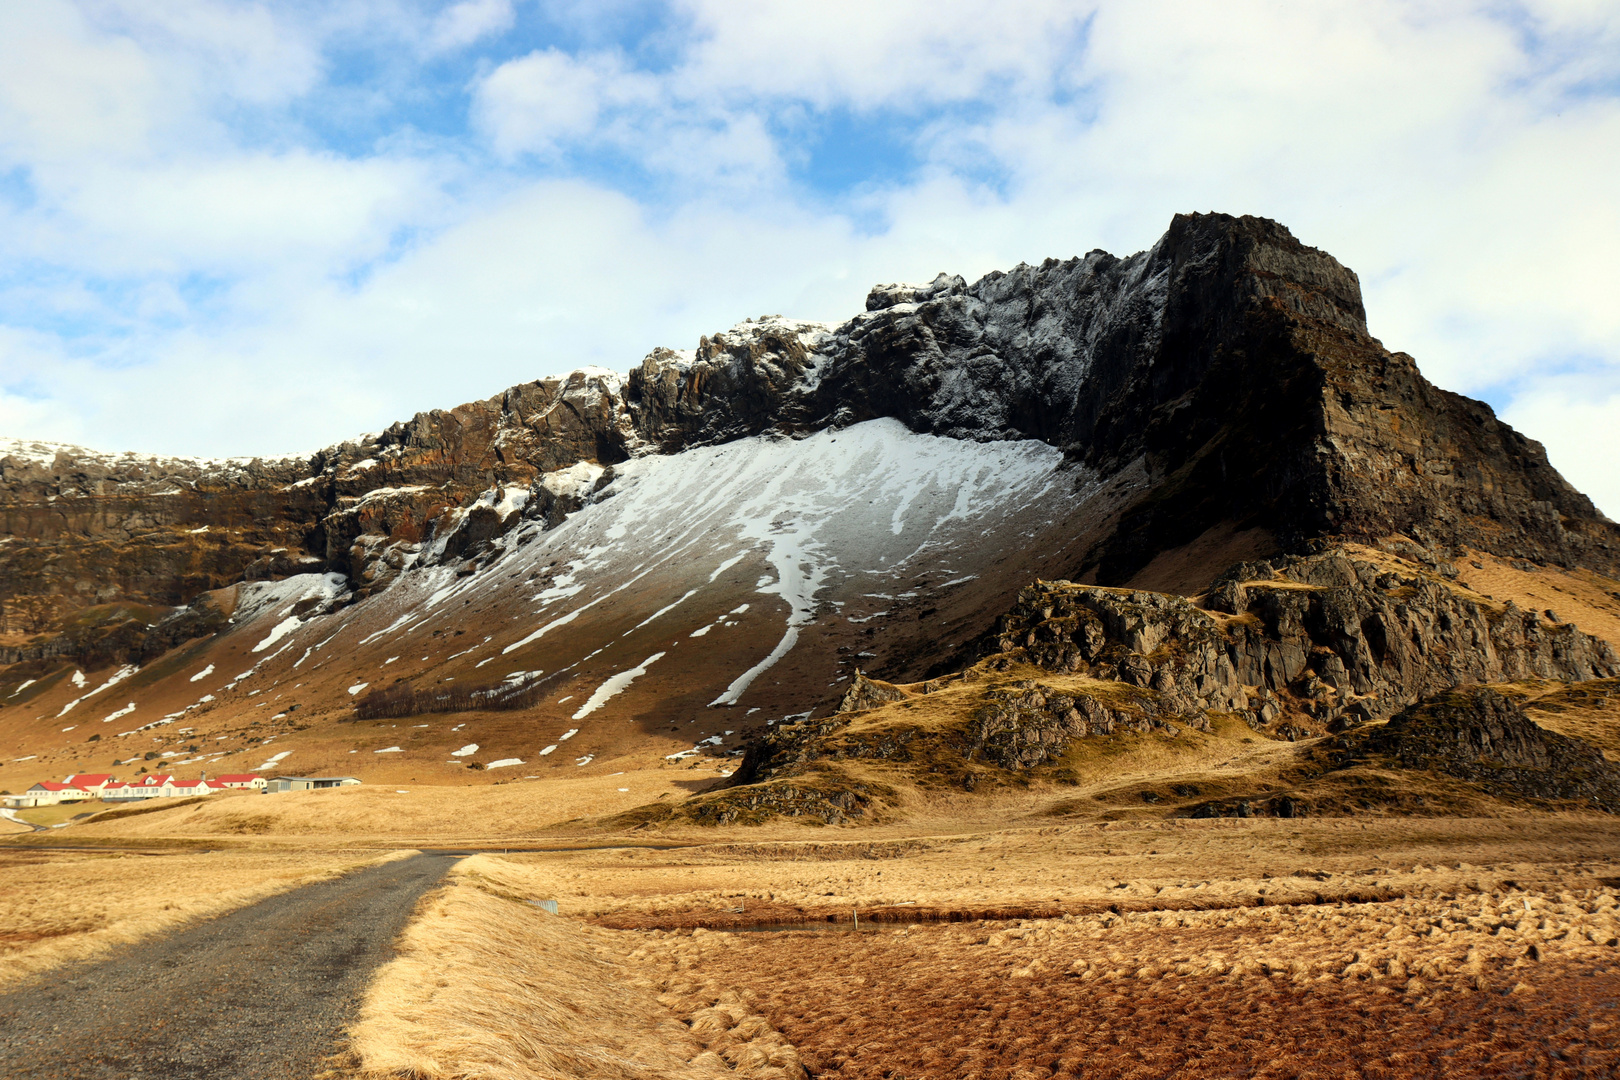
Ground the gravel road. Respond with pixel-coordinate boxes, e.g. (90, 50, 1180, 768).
(0, 852, 457, 1079)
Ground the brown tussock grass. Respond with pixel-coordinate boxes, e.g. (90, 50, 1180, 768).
(348, 855, 804, 1080)
(646, 881, 1620, 1078)
(0, 847, 416, 984)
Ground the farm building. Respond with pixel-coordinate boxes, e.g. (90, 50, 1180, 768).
(262, 776, 361, 793)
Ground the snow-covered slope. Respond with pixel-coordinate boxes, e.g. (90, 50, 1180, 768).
(0, 420, 1097, 783)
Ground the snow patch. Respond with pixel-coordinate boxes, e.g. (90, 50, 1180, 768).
(572, 652, 665, 720)
(57, 665, 138, 717)
(253, 617, 301, 653)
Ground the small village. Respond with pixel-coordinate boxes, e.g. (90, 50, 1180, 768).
(1, 772, 361, 808)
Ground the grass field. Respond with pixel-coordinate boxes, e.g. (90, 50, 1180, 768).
(0, 847, 415, 984)
(57, 767, 730, 843)
(340, 823, 1620, 1080)
(11, 800, 105, 828)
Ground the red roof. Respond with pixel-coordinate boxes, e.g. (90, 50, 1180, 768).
(33, 781, 88, 792)
(205, 780, 228, 790)
(214, 774, 262, 783)
(136, 774, 173, 785)
(64, 773, 113, 785)
(171, 779, 205, 789)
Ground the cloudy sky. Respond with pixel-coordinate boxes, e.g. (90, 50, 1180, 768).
(1, 1, 1616, 511)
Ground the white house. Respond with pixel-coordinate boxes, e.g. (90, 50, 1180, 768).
(5, 781, 91, 807)
(169, 778, 215, 797)
(63, 773, 114, 796)
(5, 771, 263, 808)
(101, 780, 135, 800)
(127, 774, 176, 799)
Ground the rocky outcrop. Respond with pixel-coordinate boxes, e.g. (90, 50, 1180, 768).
(729, 673, 1207, 796)
(835, 671, 908, 713)
(1340, 686, 1620, 811)
(6, 213, 1618, 669)
(958, 679, 1209, 771)
(985, 549, 1620, 737)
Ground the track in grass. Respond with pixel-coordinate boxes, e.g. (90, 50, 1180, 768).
(0, 852, 456, 1080)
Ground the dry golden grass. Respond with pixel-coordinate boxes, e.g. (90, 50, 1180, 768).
(481, 815, 1620, 928)
(1520, 679, 1620, 760)
(64, 768, 726, 842)
(367, 828, 1620, 1080)
(1455, 548, 1620, 647)
(348, 855, 804, 1080)
(0, 847, 416, 984)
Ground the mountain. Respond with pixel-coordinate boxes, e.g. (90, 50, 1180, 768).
(3, 212, 1619, 822)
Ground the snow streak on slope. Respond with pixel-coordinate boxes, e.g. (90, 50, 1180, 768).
(244, 418, 1072, 723)
(493, 418, 1066, 706)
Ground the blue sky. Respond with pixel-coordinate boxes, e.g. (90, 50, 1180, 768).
(0, 0, 1617, 513)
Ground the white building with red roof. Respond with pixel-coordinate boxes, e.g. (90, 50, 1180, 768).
(63, 773, 114, 794)
(127, 774, 176, 799)
(4, 780, 92, 808)
(168, 778, 215, 797)
(4, 771, 258, 809)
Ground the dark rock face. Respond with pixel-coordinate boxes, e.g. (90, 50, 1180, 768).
(1346, 687, 1620, 811)
(4, 212, 1617, 670)
(986, 549, 1620, 737)
(623, 214, 1617, 582)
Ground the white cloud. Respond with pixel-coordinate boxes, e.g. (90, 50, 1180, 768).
(429, 0, 515, 52)
(671, 0, 1090, 107)
(475, 49, 637, 156)
(21, 150, 441, 276)
(1504, 385, 1620, 521)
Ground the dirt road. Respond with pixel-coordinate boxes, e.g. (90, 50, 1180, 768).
(0, 852, 456, 1079)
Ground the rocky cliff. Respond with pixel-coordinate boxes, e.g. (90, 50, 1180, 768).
(3, 213, 1615, 673)
(982, 547, 1620, 736)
